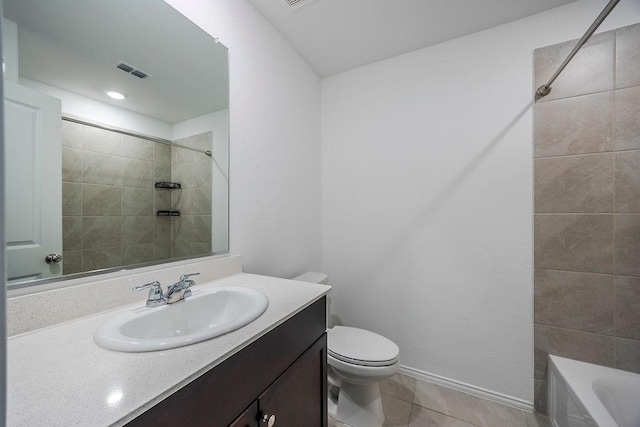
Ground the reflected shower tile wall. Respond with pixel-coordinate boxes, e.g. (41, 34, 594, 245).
(82, 184, 121, 216)
(122, 158, 153, 188)
(171, 132, 213, 259)
(82, 151, 122, 186)
(62, 216, 82, 251)
(62, 182, 82, 215)
(123, 244, 155, 266)
(122, 188, 153, 216)
(82, 247, 122, 271)
(61, 120, 82, 148)
(61, 121, 175, 273)
(83, 125, 122, 155)
(62, 147, 83, 182)
(533, 22, 640, 414)
(122, 216, 153, 246)
(122, 135, 154, 160)
(82, 216, 122, 249)
(152, 141, 173, 260)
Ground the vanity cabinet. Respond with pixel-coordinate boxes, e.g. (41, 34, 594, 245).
(127, 297, 327, 427)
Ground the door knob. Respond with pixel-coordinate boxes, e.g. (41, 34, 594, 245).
(45, 253, 63, 264)
(261, 413, 276, 426)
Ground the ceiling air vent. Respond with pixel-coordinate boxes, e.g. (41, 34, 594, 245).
(115, 61, 151, 79)
(116, 62, 134, 73)
(285, 0, 319, 10)
(130, 70, 148, 79)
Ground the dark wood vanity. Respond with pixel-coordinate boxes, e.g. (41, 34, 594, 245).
(127, 297, 328, 427)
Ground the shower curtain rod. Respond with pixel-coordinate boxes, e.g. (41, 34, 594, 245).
(536, 0, 621, 97)
(62, 116, 213, 158)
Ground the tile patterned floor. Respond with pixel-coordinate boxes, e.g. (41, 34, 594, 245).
(328, 374, 552, 427)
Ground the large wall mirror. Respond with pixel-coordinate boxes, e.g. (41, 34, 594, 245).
(3, 0, 229, 290)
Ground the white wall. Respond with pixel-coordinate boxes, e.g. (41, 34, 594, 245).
(321, 0, 640, 403)
(166, 0, 322, 277)
(19, 78, 173, 139)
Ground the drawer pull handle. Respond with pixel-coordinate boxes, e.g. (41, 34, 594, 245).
(261, 413, 276, 426)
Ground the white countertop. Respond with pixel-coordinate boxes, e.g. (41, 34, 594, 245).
(8, 273, 330, 426)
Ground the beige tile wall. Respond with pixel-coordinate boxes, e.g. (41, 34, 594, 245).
(171, 132, 213, 259)
(533, 22, 640, 414)
(61, 121, 173, 274)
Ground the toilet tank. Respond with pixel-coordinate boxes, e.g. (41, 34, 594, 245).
(292, 272, 328, 284)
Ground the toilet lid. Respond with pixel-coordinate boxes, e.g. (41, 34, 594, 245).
(327, 326, 399, 367)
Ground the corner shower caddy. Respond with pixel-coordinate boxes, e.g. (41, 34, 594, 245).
(155, 182, 182, 216)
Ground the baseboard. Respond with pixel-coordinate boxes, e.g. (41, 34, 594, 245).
(399, 365, 535, 412)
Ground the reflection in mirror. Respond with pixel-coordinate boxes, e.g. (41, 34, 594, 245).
(3, 0, 229, 290)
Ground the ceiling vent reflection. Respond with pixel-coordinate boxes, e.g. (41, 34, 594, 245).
(115, 61, 151, 79)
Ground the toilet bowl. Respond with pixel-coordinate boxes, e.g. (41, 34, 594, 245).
(292, 272, 400, 427)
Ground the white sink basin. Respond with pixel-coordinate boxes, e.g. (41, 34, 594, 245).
(94, 286, 268, 352)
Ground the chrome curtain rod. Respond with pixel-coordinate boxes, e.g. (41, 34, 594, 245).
(536, 0, 621, 97)
(62, 116, 213, 158)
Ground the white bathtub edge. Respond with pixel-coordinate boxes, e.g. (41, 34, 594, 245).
(549, 355, 638, 427)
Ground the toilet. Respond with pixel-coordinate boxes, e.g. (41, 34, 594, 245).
(293, 272, 400, 427)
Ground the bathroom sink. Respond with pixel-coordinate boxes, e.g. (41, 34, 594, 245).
(94, 287, 269, 352)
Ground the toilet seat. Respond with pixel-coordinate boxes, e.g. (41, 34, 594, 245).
(328, 326, 399, 367)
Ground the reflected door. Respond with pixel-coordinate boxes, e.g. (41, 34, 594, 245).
(4, 81, 62, 283)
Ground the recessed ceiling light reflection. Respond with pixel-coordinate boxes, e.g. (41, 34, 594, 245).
(106, 91, 125, 100)
(106, 389, 124, 407)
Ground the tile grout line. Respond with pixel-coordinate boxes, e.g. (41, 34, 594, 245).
(532, 267, 640, 280)
(534, 147, 640, 160)
(611, 30, 618, 368)
(535, 323, 640, 345)
(533, 212, 635, 216)
(408, 402, 483, 427)
(612, 43, 617, 364)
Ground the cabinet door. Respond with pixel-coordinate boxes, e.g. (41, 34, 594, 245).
(258, 335, 327, 427)
(230, 401, 259, 427)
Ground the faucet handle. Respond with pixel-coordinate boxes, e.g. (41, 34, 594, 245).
(179, 272, 200, 282)
(133, 280, 162, 292)
(133, 281, 165, 307)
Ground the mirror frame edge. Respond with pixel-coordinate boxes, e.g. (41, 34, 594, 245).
(7, 251, 231, 298)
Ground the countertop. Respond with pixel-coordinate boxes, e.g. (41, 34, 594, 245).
(8, 273, 330, 426)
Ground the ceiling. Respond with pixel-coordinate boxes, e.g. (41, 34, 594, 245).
(248, 0, 579, 77)
(3, 0, 229, 124)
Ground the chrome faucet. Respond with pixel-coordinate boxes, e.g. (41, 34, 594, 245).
(133, 272, 200, 307)
(166, 273, 200, 304)
(133, 281, 165, 308)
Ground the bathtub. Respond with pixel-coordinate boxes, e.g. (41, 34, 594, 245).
(548, 355, 640, 427)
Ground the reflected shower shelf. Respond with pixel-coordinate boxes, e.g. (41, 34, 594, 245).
(154, 182, 182, 189)
(156, 210, 181, 217)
